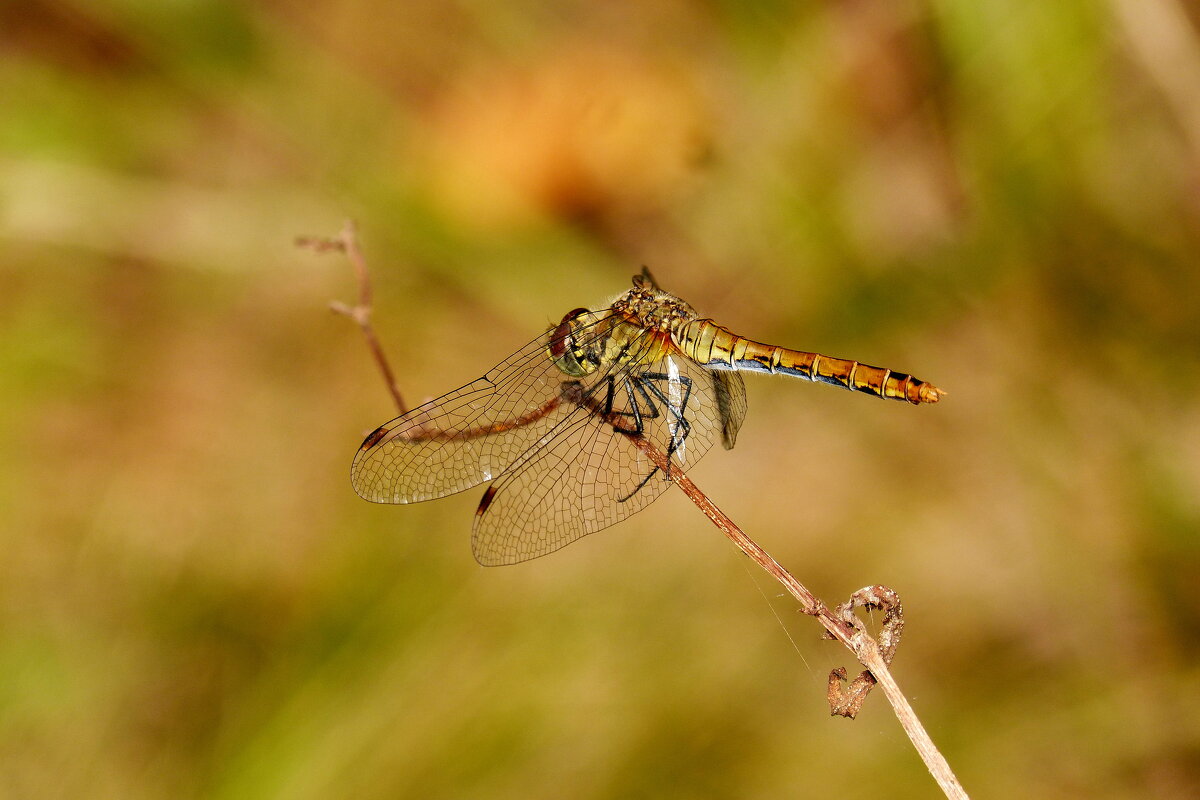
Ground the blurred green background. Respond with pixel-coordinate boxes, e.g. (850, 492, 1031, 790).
(3, 1, 1199, 798)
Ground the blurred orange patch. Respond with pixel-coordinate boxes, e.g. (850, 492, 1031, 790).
(414, 45, 712, 230)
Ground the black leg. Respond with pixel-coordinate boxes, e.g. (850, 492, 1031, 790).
(616, 370, 695, 503)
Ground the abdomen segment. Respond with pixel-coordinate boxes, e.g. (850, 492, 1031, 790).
(675, 320, 943, 405)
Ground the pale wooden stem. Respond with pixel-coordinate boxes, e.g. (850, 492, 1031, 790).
(651, 453, 967, 799)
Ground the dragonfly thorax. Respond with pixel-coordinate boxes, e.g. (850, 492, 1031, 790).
(542, 274, 705, 378)
(610, 278, 699, 336)
(546, 281, 698, 379)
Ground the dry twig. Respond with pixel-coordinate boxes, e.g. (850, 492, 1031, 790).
(297, 220, 408, 414)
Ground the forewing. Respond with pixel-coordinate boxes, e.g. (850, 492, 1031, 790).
(471, 349, 729, 565)
(351, 314, 611, 504)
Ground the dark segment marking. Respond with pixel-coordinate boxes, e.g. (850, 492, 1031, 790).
(360, 426, 390, 450)
(773, 363, 811, 378)
(854, 381, 884, 397)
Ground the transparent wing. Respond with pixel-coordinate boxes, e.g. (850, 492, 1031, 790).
(711, 369, 747, 450)
(471, 348, 739, 566)
(351, 312, 616, 504)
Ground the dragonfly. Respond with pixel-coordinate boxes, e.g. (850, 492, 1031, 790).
(352, 269, 943, 566)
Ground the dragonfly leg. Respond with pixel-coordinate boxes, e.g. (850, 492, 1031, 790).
(615, 371, 695, 503)
(617, 464, 661, 503)
(639, 371, 694, 461)
(601, 374, 652, 435)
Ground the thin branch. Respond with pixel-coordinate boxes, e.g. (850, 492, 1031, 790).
(315, 222, 968, 799)
(858, 632, 967, 797)
(624, 436, 966, 798)
(297, 220, 408, 414)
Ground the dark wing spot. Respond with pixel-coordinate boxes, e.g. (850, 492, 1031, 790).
(476, 485, 497, 516)
(360, 426, 390, 450)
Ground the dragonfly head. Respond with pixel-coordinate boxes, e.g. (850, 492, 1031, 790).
(547, 307, 603, 377)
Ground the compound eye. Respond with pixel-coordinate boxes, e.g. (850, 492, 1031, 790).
(547, 308, 595, 377)
(548, 308, 587, 359)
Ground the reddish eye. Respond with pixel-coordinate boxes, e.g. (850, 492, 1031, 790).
(548, 320, 571, 358)
(549, 308, 589, 358)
